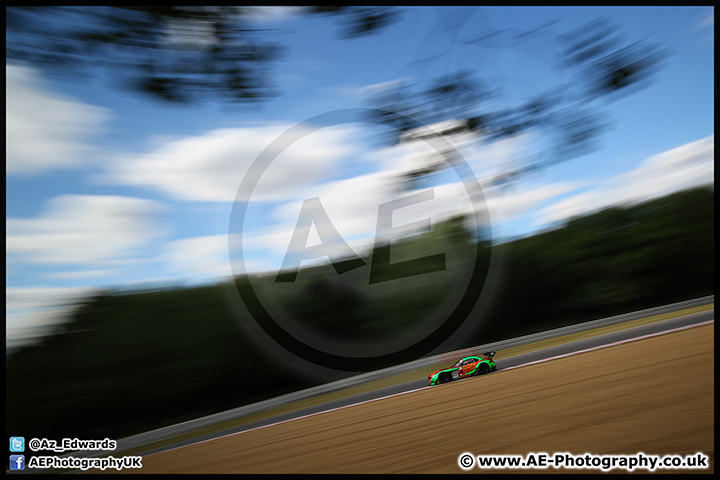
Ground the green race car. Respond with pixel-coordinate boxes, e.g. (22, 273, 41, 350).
(428, 352, 497, 385)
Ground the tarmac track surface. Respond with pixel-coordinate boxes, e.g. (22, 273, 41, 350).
(119, 311, 713, 474)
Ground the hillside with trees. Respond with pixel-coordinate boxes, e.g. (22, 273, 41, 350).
(6, 186, 713, 443)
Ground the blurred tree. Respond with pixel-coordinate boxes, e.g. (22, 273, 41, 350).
(5, 6, 398, 103)
(307, 6, 400, 39)
(6, 186, 712, 441)
(364, 16, 668, 190)
(6, 8, 666, 186)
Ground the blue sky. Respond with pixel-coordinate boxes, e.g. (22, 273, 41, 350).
(6, 7, 714, 348)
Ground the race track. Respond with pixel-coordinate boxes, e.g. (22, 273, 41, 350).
(112, 311, 714, 474)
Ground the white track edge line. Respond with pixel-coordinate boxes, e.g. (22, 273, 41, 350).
(143, 318, 714, 459)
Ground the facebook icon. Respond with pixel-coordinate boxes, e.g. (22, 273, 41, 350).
(10, 455, 25, 470)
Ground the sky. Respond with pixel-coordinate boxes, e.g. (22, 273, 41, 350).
(5, 7, 715, 349)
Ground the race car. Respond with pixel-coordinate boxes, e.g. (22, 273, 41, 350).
(428, 352, 497, 385)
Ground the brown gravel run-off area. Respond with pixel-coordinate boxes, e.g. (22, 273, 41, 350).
(127, 324, 714, 474)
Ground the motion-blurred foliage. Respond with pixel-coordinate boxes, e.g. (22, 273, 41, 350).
(5, 6, 397, 103)
(6, 186, 713, 442)
(366, 16, 667, 190)
(6, 8, 666, 189)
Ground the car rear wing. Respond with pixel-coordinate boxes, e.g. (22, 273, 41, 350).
(482, 351, 496, 360)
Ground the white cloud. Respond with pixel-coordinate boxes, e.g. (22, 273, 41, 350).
(6, 285, 101, 349)
(360, 78, 412, 96)
(100, 124, 359, 202)
(233, 129, 579, 273)
(240, 171, 577, 274)
(244, 6, 306, 22)
(485, 181, 584, 225)
(6, 195, 167, 265)
(99, 112, 534, 208)
(6, 64, 109, 175)
(693, 8, 714, 43)
(384, 121, 538, 187)
(162, 234, 233, 281)
(536, 135, 714, 227)
(45, 269, 118, 280)
(6, 286, 98, 313)
(240, 171, 395, 269)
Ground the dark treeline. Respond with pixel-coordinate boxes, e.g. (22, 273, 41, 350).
(6, 186, 713, 443)
(467, 186, 714, 344)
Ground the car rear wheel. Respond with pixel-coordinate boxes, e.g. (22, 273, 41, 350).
(477, 363, 490, 375)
